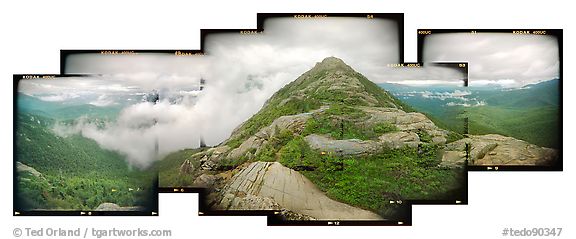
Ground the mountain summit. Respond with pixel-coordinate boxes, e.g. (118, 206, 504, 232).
(312, 56, 354, 71)
(223, 57, 412, 148)
(262, 56, 404, 109)
(158, 57, 557, 220)
(161, 57, 467, 220)
(188, 56, 459, 168)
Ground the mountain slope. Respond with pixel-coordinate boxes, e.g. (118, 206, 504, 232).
(377, 83, 468, 134)
(465, 79, 560, 148)
(481, 79, 560, 108)
(159, 57, 466, 220)
(464, 105, 559, 148)
(378, 79, 561, 149)
(15, 112, 155, 211)
(225, 57, 414, 149)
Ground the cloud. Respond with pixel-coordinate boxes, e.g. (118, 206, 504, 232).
(421, 90, 471, 100)
(468, 79, 517, 87)
(51, 97, 207, 169)
(423, 33, 559, 87)
(395, 90, 471, 101)
(89, 94, 116, 107)
(52, 115, 158, 169)
(446, 100, 487, 107)
(38, 93, 80, 102)
(46, 16, 402, 169)
(64, 53, 209, 77)
(18, 77, 140, 96)
(373, 63, 466, 85)
(386, 80, 463, 86)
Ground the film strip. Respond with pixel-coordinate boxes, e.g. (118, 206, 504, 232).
(13, 74, 159, 216)
(417, 29, 562, 171)
(14, 13, 562, 227)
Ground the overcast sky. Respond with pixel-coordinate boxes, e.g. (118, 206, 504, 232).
(64, 53, 208, 92)
(65, 53, 209, 76)
(204, 17, 399, 80)
(376, 63, 466, 86)
(19, 76, 139, 95)
(423, 33, 559, 87)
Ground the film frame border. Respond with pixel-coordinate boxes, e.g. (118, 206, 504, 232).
(13, 74, 160, 217)
(416, 29, 563, 172)
(201, 13, 404, 62)
(382, 62, 470, 206)
(60, 50, 205, 74)
(60, 13, 404, 74)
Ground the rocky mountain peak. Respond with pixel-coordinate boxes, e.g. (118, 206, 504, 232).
(172, 57, 473, 219)
(225, 57, 409, 147)
(266, 56, 401, 108)
(312, 56, 352, 71)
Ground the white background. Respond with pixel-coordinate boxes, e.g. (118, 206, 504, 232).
(1, 0, 572, 238)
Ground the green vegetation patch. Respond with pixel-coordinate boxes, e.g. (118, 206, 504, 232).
(18, 172, 145, 210)
(275, 135, 461, 216)
(464, 106, 559, 148)
(303, 104, 397, 140)
(226, 62, 415, 148)
(226, 97, 321, 149)
(275, 136, 460, 217)
(156, 148, 205, 187)
(221, 127, 297, 168)
(416, 129, 433, 143)
(297, 145, 462, 216)
(353, 72, 411, 110)
(278, 136, 322, 170)
(16, 113, 155, 211)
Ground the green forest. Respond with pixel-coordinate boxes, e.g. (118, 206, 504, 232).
(16, 112, 156, 211)
(379, 79, 560, 149)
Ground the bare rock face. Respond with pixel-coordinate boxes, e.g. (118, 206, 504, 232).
(94, 203, 142, 211)
(440, 150, 468, 168)
(378, 131, 421, 149)
(431, 136, 448, 145)
(16, 162, 44, 179)
(304, 131, 421, 157)
(226, 103, 448, 161)
(192, 173, 219, 188)
(198, 145, 231, 170)
(361, 106, 449, 145)
(227, 136, 266, 160)
(444, 134, 558, 166)
(227, 112, 313, 159)
(278, 209, 317, 221)
(208, 162, 383, 220)
(179, 159, 194, 175)
(211, 193, 281, 211)
(199, 155, 212, 170)
(304, 134, 379, 156)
